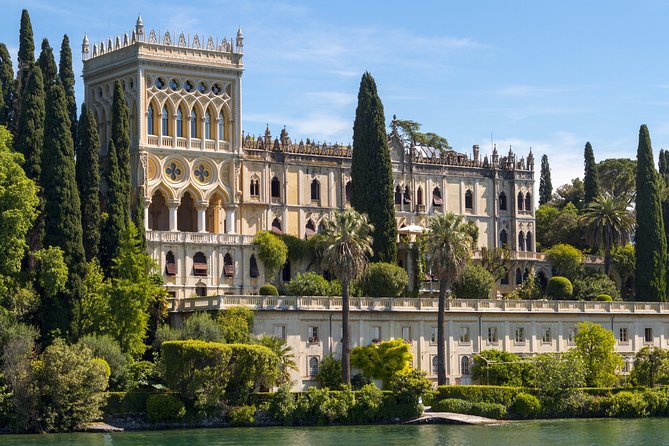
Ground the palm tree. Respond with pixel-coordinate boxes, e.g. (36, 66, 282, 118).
(258, 335, 298, 386)
(424, 212, 476, 385)
(319, 208, 373, 384)
(580, 194, 635, 275)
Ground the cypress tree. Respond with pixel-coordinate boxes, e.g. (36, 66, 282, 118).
(659, 149, 669, 289)
(16, 64, 45, 257)
(0, 43, 15, 127)
(635, 125, 667, 301)
(59, 35, 77, 144)
(351, 72, 397, 263)
(38, 38, 58, 88)
(15, 9, 35, 134)
(583, 142, 600, 205)
(539, 154, 552, 205)
(41, 82, 86, 335)
(76, 104, 101, 261)
(100, 139, 126, 274)
(133, 187, 147, 251)
(111, 79, 131, 204)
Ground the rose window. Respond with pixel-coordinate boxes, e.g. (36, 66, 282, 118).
(165, 162, 182, 181)
(194, 164, 210, 182)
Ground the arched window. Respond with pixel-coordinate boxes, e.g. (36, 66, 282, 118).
(461, 356, 470, 375)
(250, 177, 260, 197)
(433, 187, 443, 207)
(165, 250, 176, 276)
(193, 252, 207, 276)
(191, 109, 199, 138)
(161, 106, 169, 135)
(499, 192, 507, 211)
(394, 186, 402, 205)
(345, 181, 352, 203)
(526, 231, 533, 252)
(518, 231, 525, 252)
(308, 356, 319, 377)
(271, 176, 281, 198)
(195, 284, 207, 297)
(272, 218, 282, 234)
(249, 254, 259, 278)
(176, 107, 184, 137)
(204, 111, 211, 139)
(147, 104, 155, 135)
(223, 253, 234, 277)
(500, 229, 508, 247)
(525, 192, 532, 212)
(517, 192, 524, 211)
(465, 190, 473, 210)
(311, 179, 320, 201)
(305, 219, 316, 238)
(417, 187, 423, 206)
(432, 355, 439, 375)
(218, 111, 225, 141)
(516, 268, 523, 285)
(403, 186, 412, 204)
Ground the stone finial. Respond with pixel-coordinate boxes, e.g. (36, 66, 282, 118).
(136, 15, 145, 41)
(82, 34, 89, 59)
(236, 27, 244, 53)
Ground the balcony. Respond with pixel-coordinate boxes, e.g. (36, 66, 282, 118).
(147, 230, 255, 245)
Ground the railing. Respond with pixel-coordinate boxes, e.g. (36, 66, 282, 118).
(204, 139, 215, 150)
(147, 135, 159, 146)
(147, 230, 255, 245)
(167, 295, 669, 314)
(161, 136, 172, 146)
(191, 138, 201, 149)
(176, 137, 187, 148)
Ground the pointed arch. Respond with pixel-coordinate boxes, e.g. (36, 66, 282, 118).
(193, 251, 207, 276)
(525, 192, 532, 212)
(177, 191, 197, 232)
(149, 189, 169, 231)
(217, 104, 230, 141)
(416, 186, 423, 206)
(499, 192, 507, 211)
(305, 219, 316, 238)
(176, 105, 185, 137)
(394, 185, 402, 205)
(465, 189, 473, 210)
(403, 185, 411, 204)
(223, 252, 234, 277)
(518, 231, 526, 252)
(190, 106, 199, 139)
(345, 181, 352, 203)
(271, 218, 282, 234)
(249, 254, 259, 278)
(165, 250, 176, 276)
(311, 178, 321, 202)
(517, 192, 524, 211)
(204, 106, 214, 140)
(526, 231, 533, 252)
(500, 229, 508, 247)
(432, 186, 443, 207)
(271, 176, 281, 198)
(161, 104, 171, 136)
(147, 101, 158, 136)
(516, 268, 523, 285)
(206, 191, 227, 234)
(249, 174, 260, 197)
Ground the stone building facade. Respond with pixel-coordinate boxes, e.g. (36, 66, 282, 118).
(82, 18, 546, 300)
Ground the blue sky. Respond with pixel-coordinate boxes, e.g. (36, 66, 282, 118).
(2, 0, 669, 188)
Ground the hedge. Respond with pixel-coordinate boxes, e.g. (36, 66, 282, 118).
(432, 398, 507, 419)
(436, 385, 523, 407)
(146, 394, 186, 422)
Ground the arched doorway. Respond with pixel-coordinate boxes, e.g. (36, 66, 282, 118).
(206, 193, 226, 234)
(149, 190, 169, 230)
(177, 192, 197, 232)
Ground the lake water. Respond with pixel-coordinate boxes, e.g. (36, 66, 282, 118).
(2, 418, 669, 446)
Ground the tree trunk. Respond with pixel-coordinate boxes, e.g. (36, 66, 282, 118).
(341, 280, 351, 384)
(604, 249, 611, 276)
(437, 279, 447, 385)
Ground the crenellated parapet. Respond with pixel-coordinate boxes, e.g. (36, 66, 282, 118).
(242, 127, 352, 159)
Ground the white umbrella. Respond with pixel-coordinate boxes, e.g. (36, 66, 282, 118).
(398, 224, 425, 234)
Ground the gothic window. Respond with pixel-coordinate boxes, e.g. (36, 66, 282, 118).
(176, 107, 184, 137)
(500, 229, 508, 247)
(184, 80, 193, 92)
(272, 218, 282, 234)
(271, 176, 281, 198)
(526, 231, 534, 252)
(345, 181, 352, 203)
(525, 192, 532, 212)
(431, 355, 439, 375)
(193, 252, 207, 276)
(460, 356, 471, 375)
(169, 79, 178, 90)
(417, 187, 423, 206)
(308, 356, 319, 377)
(198, 82, 206, 93)
(518, 231, 525, 252)
(250, 177, 260, 197)
(249, 254, 259, 278)
(403, 186, 412, 204)
(204, 111, 211, 139)
(432, 187, 443, 206)
(499, 192, 507, 211)
(517, 192, 524, 211)
(165, 251, 176, 276)
(305, 219, 316, 238)
(155, 77, 165, 89)
(191, 109, 199, 138)
(516, 268, 523, 285)
(223, 253, 234, 277)
(161, 106, 169, 135)
(212, 83, 222, 95)
(311, 179, 320, 202)
(394, 186, 402, 205)
(465, 190, 473, 211)
(218, 111, 225, 141)
(147, 104, 155, 135)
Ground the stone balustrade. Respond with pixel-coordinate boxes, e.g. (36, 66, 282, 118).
(147, 230, 255, 245)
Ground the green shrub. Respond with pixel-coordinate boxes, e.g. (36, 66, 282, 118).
(351, 339, 412, 385)
(145, 394, 186, 422)
(431, 398, 506, 419)
(226, 344, 280, 404)
(472, 350, 530, 387)
(316, 355, 343, 390)
(358, 262, 408, 297)
(386, 369, 432, 418)
(605, 391, 649, 418)
(432, 398, 473, 413)
(645, 388, 669, 416)
(436, 385, 522, 407)
(260, 284, 279, 296)
(228, 405, 256, 426)
(286, 272, 331, 296)
(350, 384, 383, 423)
(545, 243, 583, 280)
(452, 264, 495, 299)
(268, 384, 296, 425)
(104, 391, 156, 414)
(329, 280, 343, 296)
(595, 294, 613, 301)
(512, 393, 541, 418)
(217, 306, 254, 343)
(573, 272, 620, 301)
(545, 276, 573, 300)
(78, 334, 129, 390)
(471, 401, 507, 419)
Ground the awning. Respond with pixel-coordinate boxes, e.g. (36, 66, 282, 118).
(398, 224, 425, 234)
(165, 262, 177, 276)
(193, 262, 208, 275)
(305, 227, 316, 237)
(433, 194, 443, 205)
(224, 264, 235, 277)
(271, 226, 283, 234)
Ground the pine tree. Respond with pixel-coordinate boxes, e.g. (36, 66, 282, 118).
(59, 35, 77, 145)
(635, 125, 667, 301)
(100, 139, 127, 274)
(351, 72, 397, 263)
(41, 82, 86, 336)
(583, 142, 600, 205)
(111, 80, 131, 207)
(38, 38, 58, 88)
(539, 154, 552, 205)
(15, 9, 35, 134)
(76, 104, 101, 261)
(16, 64, 45, 257)
(0, 43, 16, 127)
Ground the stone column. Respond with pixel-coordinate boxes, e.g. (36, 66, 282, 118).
(143, 197, 151, 231)
(226, 205, 237, 234)
(196, 201, 208, 233)
(167, 199, 179, 231)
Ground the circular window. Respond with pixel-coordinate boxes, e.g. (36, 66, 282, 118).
(212, 83, 221, 95)
(147, 157, 158, 181)
(184, 80, 193, 92)
(164, 161, 185, 182)
(154, 77, 165, 89)
(198, 82, 207, 93)
(193, 163, 212, 184)
(169, 79, 178, 90)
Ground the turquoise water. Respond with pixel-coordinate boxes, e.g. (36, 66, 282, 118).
(2, 419, 669, 445)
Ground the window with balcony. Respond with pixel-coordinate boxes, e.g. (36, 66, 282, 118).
(204, 110, 211, 139)
(165, 250, 176, 276)
(176, 107, 184, 137)
(193, 252, 207, 277)
(191, 109, 199, 138)
(161, 106, 169, 135)
(223, 253, 234, 277)
(308, 326, 319, 343)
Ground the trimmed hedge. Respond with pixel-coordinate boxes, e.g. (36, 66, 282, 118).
(437, 385, 523, 407)
(260, 284, 279, 296)
(605, 391, 649, 418)
(512, 393, 541, 418)
(546, 276, 573, 299)
(432, 398, 507, 419)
